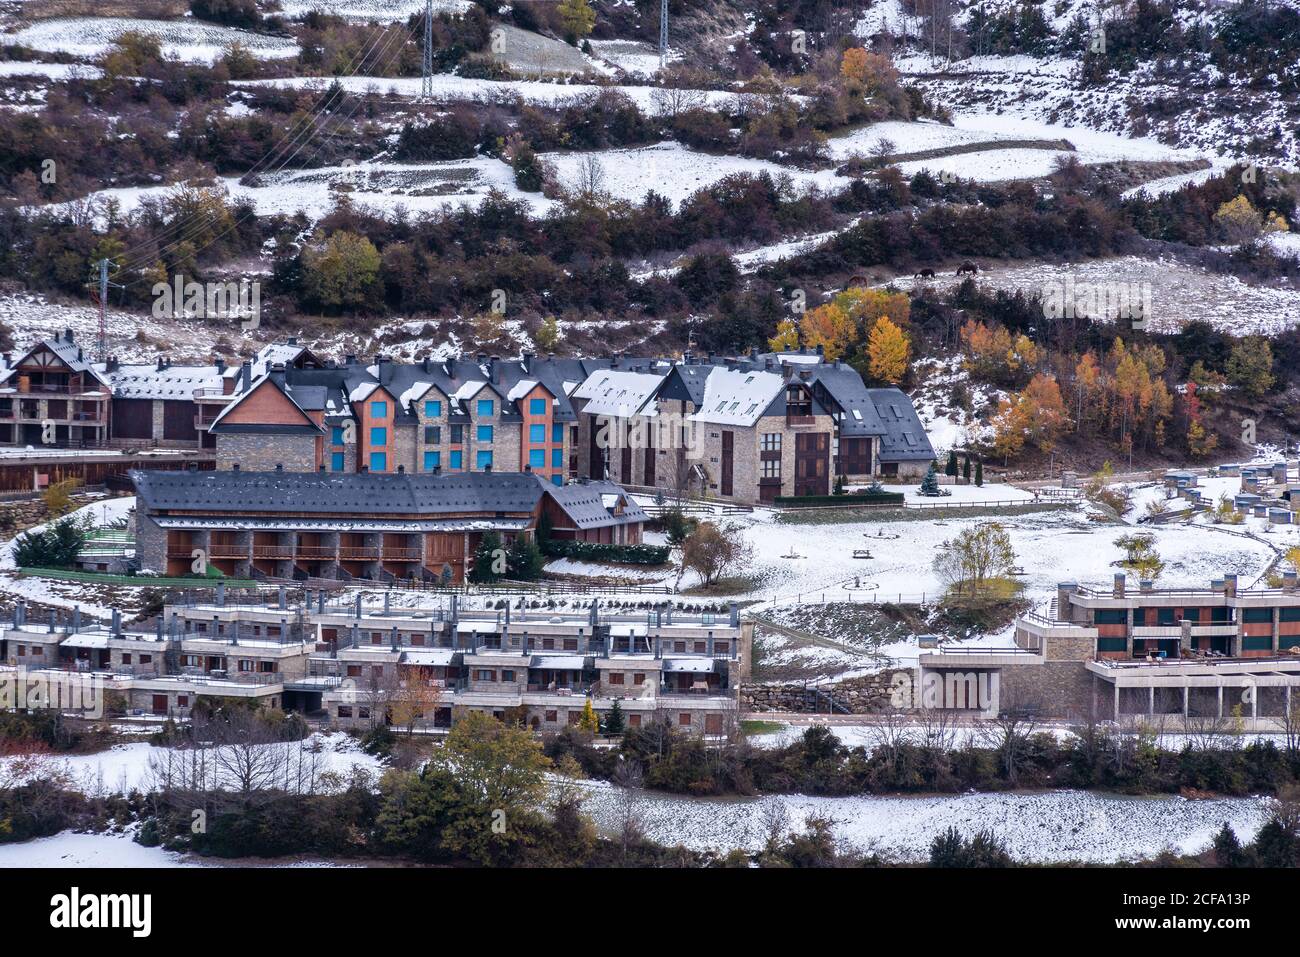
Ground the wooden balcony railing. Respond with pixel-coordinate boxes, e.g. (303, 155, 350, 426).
(252, 545, 293, 559)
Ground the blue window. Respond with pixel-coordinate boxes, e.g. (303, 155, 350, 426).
(529, 449, 545, 469)
(552, 424, 564, 443)
(370, 427, 387, 446)
(450, 450, 462, 470)
(370, 400, 387, 418)
(331, 426, 344, 446)
(476, 450, 493, 470)
(477, 425, 493, 443)
(529, 423, 545, 443)
(529, 398, 547, 415)
(477, 399, 494, 417)
(369, 452, 387, 472)
(423, 450, 440, 471)
(331, 452, 344, 471)
(552, 448, 563, 468)
(424, 399, 442, 417)
(551, 474, 563, 487)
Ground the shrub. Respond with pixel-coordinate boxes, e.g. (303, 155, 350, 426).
(541, 539, 669, 565)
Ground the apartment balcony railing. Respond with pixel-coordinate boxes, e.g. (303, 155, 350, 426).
(192, 387, 229, 400)
(12, 385, 109, 398)
(294, 545, 336, 560)
(252, 545, 293, 559)
(382, 548, 422, 562)
(339, 546, 381, 560)
(207, 544, 248, 559)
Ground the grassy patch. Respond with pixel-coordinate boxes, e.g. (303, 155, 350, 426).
(740, 720, 786, 737)
(681, 573, 763, 596)
(19, 568, 259, 588)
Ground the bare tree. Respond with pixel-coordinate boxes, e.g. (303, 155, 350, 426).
(611, 757, 645, 864)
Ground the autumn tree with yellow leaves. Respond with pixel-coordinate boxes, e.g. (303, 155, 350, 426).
(866, 315, 909, 383)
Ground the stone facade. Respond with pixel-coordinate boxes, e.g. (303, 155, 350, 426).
(740, 670, 911, 714)
(217, 432, 316, 471)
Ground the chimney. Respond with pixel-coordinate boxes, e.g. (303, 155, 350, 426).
(64, 328, 74, 342)
(106, 355, 118, 373)
(522, 352, 534, 371)
(484, 463, 492, 473)
(232, 463, 240, 471)
(287, 336, 298, 346)
(397, 464, 405, 473)
(524, 464, 531, 472)
(319, 463, 326, 472)
(1180, 618, 1193, 655)
(1113, 573, 1125, 598)
(215, 357, 226, 374)
(1139, 580, 1154, 594)
(1224, 573, 1238, 597)
(157, 355, 166, 371)
(1283, 570, 1297, 594)
(187, 461, 198, 472)
(422, 356, 431, 374)
(275, 463, 284, 472)
(269, 362, 286, 389)
(345, 353, 357, 366)
(749, 346, 759, 360)
(239, 359, 252, 390)
(1211, 577, 1225, 595)
(360, 464, 368, 473)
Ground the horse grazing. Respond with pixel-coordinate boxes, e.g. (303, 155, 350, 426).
(914, 268, 936, 279)
(955, 261, 979, 276)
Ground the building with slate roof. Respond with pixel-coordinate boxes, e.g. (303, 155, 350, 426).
(0, 329, 112, 448)
(132, 467, 645, 583)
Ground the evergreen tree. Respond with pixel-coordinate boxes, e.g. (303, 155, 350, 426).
(603, 699, 626, 735)
(975, 460, 984, 487)
(1213, 823, 1245, 868)
(919, 463, 941, 495)
(469, 531, 504, 583)
(945, 450, 958, 477)
(1253, 817, 1297, 867)
(506, 534, 544, 581)
(833, 473, 846, 495)
(962, 455, 972, 483)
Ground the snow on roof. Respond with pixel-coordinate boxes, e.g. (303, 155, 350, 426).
(690, 367, 783, 427)
(662, 658, 717, 672)
(456, 620, 502, 633)
(506, 378, 539, 402)
(106, 364, 224, 400)
(61, 635, 110, 649)
(349, 381, 380, 403)
(571, 369, 663, 418)
(401, 649, 455, 666)
(398, 380, 433, 408)
(453, 379, 487, 401)
(529, 655, 586, 670)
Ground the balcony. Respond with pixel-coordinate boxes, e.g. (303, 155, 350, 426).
(295, 545, 337, 560)
(1131, 624, 1238, 638)
(207, 543, 248, 559)
(339, 546, 380, 561)
(252, 545, 293, 559)
(382, 548, 422, 562)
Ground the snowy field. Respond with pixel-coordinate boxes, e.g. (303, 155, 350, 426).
(7, 17, 300, 63)
(882, 255, 1300, 335)
(578, 779, 1273, 862)
(544, 141, 846, 208)
(588, 39, 677, 77)
(272, 0, 471, 20)
(0, 732, 381, 795)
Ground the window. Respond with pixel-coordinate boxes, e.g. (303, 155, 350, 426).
(450, 450, 462, 469)
(140, 654, 152, 664)
(369, 452, 387, 472)
(238, 659, 254, 672)
(476, 450, 493, 470)
(545, 710, 557, 722)
(346, 665, 361, 677)
(552, 475, 563, 487)
(629, 714, 641, 728)
(1243, 608, 1273, 623)
(424, 399, 442, 417)
(331, 426, 344, 445)
(1094, 609, 1126, 625)
(475, 669, 495, 681)
(633, 673, 645, 685)
(370, 400, 387, 418)
(177, 695, 189, 709)
(609, 673, 625, 685)
(501, 669, 516, 682)
(477, 424, 493, 443)
(553, 424, 564, 443)
(424, 425, 441, 444)
(122, 653, 132, 665)
(678, 713, 692, 727)
(450, 424, 463, 444)
(563, 638, 577, 651)
(552, 448, 563, 468)
(423, 450, 440, 470)
(529, 423, 545, 443)
(370, 426, 387, 446)
(761, 459, 781, 479)
(331, 452, 345, 471)
(529, 449, 545, 469)
(761, 433, 781, 452)
(477, 399, 494, 417)
(530, 398, 546, 415)
(338, 706, 353, 718)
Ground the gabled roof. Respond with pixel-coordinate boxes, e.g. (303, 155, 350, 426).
(807, 363, 886, 437)
(547, 480, 648, 529)
(1, 333, 107, 388)
(571, 369, 665, 418)
(208, 373, 324, 435)
(869, 387, 935, 462)
(690, 367, 784, 427)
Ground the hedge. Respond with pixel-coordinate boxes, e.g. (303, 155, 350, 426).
(542, 540, 671, 565)
(773, 492, 905, 507)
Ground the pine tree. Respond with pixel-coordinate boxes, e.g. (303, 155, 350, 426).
(469, 531, 504, 583)
(833, 473, 846, 495)
(603, 699, 626, 735)
(919, 463, 940, 496)
(556, 0, 595, 40)
(1213, 823, 1244, 868)
(975, 460, 983, 487)
(962, 455, 972, 483)
(945, 450, 958, 477)
(506, 534, 544, 581)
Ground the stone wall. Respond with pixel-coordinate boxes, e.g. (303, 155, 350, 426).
(998, 660, 1095, 721)
(217, 432, 316, 471)
(741, 669, 912, 714)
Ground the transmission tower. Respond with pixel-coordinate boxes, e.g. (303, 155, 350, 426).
(659, 0, 668, 69)
(421, 0, 434, 98)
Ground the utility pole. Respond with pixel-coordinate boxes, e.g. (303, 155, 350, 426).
(421, 0, 433, 98)
(88, 258, 122, 361)
(659, 0, 668, 69)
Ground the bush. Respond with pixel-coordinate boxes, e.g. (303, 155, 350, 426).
(13, 515, 88, 568)
(541, 539, 670, 565)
